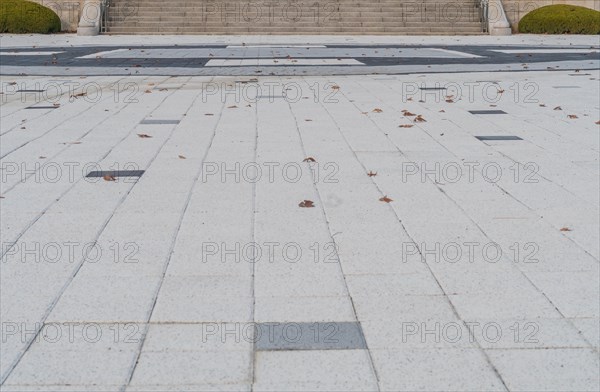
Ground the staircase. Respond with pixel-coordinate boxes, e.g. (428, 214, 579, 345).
(103, 0, 486, 35)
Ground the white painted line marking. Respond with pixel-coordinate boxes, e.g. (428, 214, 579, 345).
(430, 49, 483, 58)
(492, 49, 600, 54)
(0, 51, 64, 56)
(77, 49, 130, 59)
(205, 58, 365, 66)
(226, 45, 327, 48)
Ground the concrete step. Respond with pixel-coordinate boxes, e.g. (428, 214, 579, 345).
(104, 0, 485, 35)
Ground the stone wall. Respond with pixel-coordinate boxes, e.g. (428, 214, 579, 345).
(30, 0, 85, 32)
(28, 0, 600, 33)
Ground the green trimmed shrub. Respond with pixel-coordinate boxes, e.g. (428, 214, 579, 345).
(0, 0, 61, 34)
(519, 4, 600, 34)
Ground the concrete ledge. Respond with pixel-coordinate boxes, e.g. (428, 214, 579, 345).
(488, 0, 512, 36)
(77, 0, 102, 36)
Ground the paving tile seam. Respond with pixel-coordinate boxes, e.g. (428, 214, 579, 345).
(0, 76, 175, 254)
(351, 80, 600, 350)
(123, 78, 228, 388)
(0, 82, 190, 385)
(326, 79, 512, 390)
(361, 77, 600, 262)
(283, 80, 381, 391)
(0, 77, 162, 195)
(0, 76, 122, 139)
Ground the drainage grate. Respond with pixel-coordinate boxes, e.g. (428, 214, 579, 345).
(475, 135, 522, 141)
(257, 95, 285, 99)
(17, 89, 45, 93)
(469, 110, 507, 115)
(420, 87, 447, 91)
(26, 106, 58, 109)
(86, 170, 145, 178)
(140, 119, 180, 125)
(255, 322, 366, 351)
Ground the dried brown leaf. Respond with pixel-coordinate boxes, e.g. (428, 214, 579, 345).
(554, 106, 562, 111)
(379, 196, 393, 203)
(367, 171, 377, 177)
(398, 124, 414, 128)
(178, 155, 186, 159)
(137, 133, 152, 138)
(560, 227, 572, 232)
(568, 114, 578, 119)
(299, 200, 315, 208)
(372, 108, 383, 113)
(303, 157, 316, 163)
(414, 115, 427, 123)
(103, 174, 116, 182)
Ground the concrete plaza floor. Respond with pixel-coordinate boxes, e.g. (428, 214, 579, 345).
(0, 34, 599, 391)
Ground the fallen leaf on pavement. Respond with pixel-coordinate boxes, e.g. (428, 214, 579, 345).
(414, 115, 427, 122)
(560, 227, 572, 232)
(299, 200, 315, 208)
(373, 108, 383, 113)
(367, 171, 377, 177)
(398, 124, 414, 128)
(178, 155, 186, 159)
(228, 105, 238, 109)
(332, 85, 340, 90)
(403, 111, 416, 117)
(303, 157, 316, 162)
(554, 106, 562, 111)
(379, 196, 393, 203)
(568, 114, 578, 119)
(103, 175, 116, 182)
(137, 133, 152, 138)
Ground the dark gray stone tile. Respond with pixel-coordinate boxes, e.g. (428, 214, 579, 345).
(86, 170, 145, 178)
(469, 110, 507, 115)
(255, 322, 366, 351)
(475, 135, 523, 141)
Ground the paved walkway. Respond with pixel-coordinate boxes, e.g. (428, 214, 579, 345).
(0, 35, 599, 391)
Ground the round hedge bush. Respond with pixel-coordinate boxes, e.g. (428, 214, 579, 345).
(0, 0, 61, 34)
(519, 4, 600, 34)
